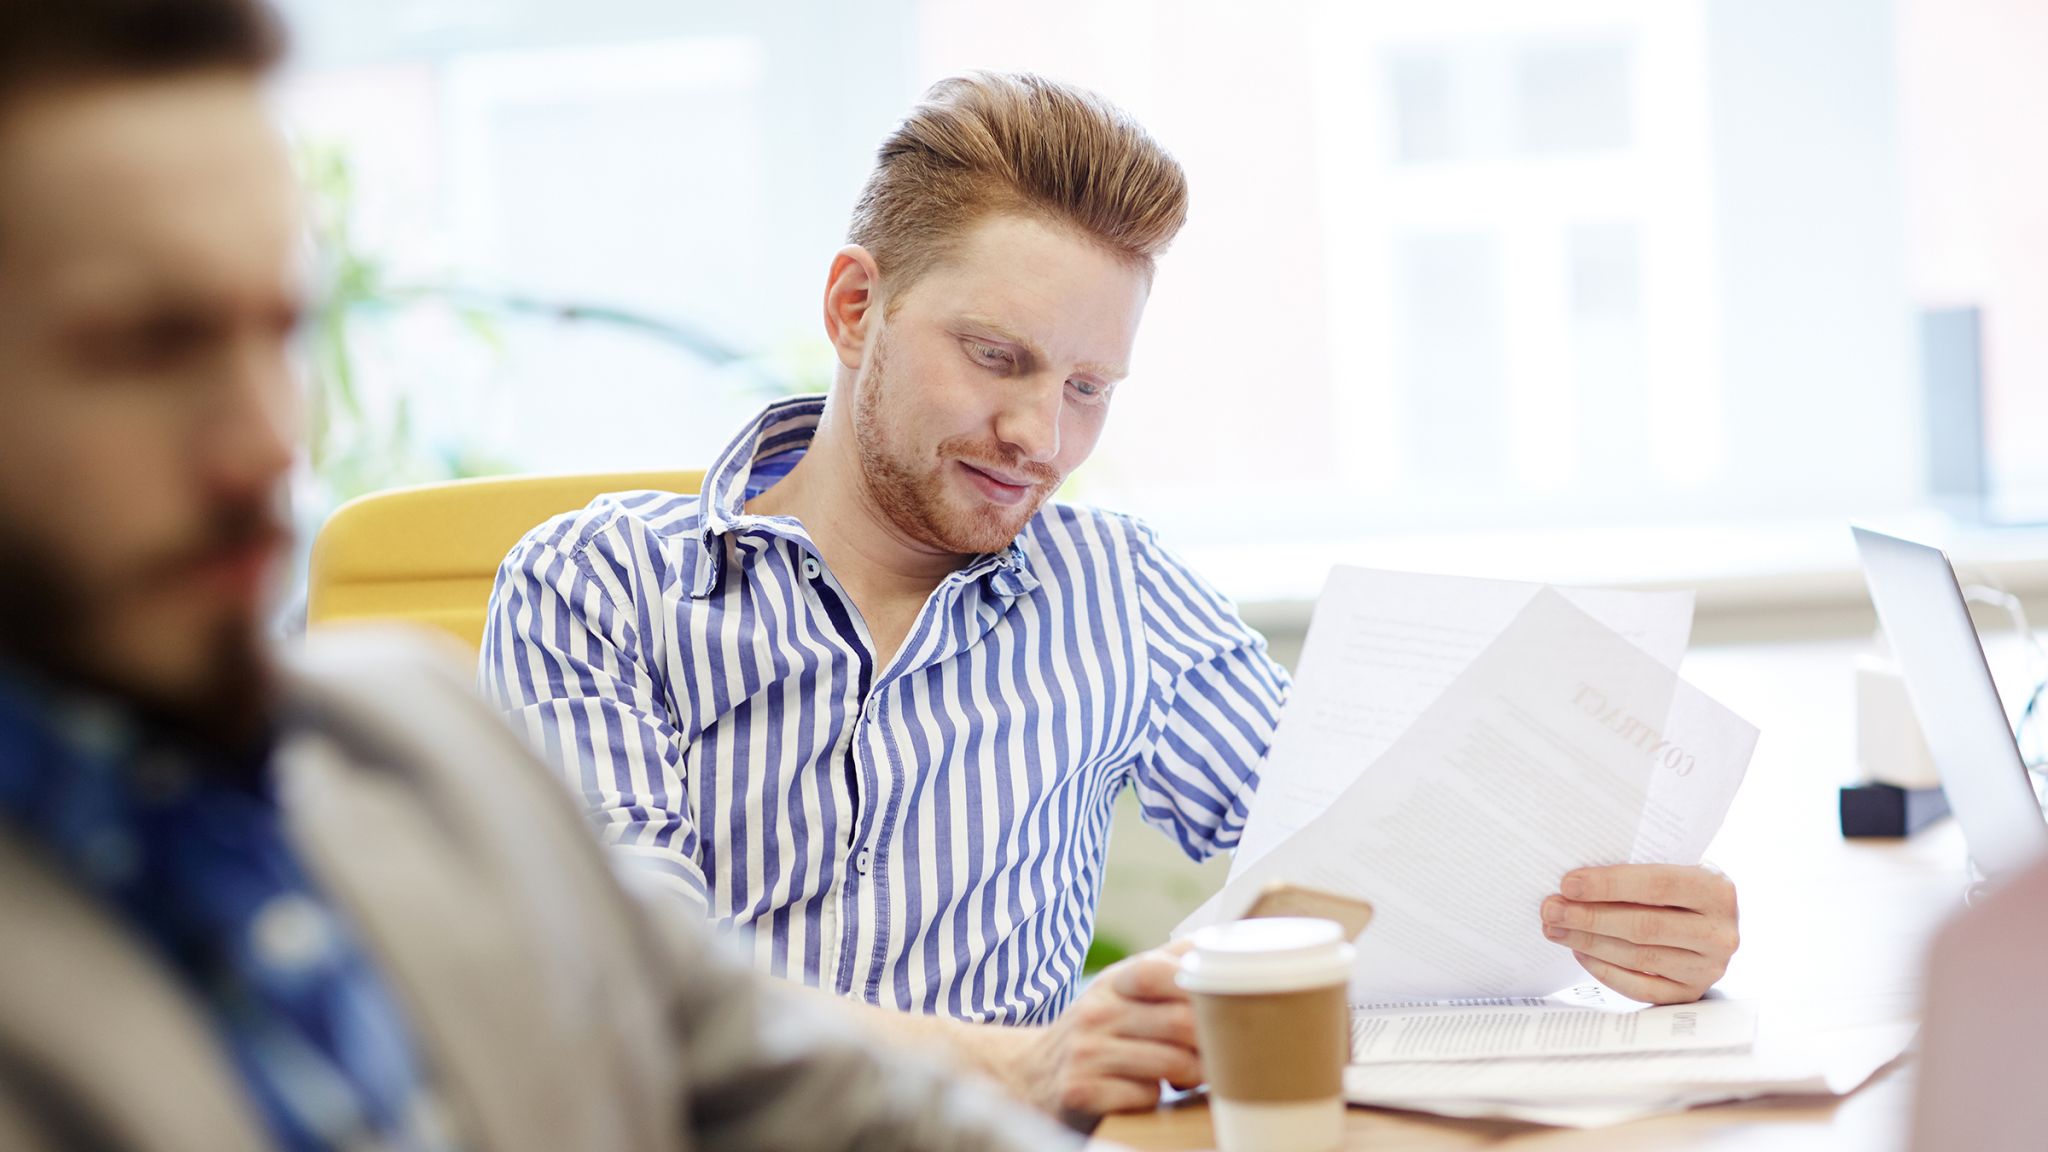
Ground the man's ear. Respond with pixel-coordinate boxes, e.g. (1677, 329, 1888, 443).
(823, 245, 883, 370)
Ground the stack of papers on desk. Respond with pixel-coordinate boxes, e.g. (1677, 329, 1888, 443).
(1348, 986, 1758, 1064)
(1341, 988, 1913, 1128)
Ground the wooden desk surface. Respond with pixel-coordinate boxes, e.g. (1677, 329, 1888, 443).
(1098, 637, 1981, 1151)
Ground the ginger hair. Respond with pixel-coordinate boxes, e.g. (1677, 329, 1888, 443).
(847, 71, 1189, 297)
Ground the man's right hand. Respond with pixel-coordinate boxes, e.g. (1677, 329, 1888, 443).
(800, 941, 1204, 1128)
(1009, 942, 1204, 1123)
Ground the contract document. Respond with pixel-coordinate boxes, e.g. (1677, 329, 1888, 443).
(1177, 575, 1758, 1005)
(1231, 567, 1697, 874)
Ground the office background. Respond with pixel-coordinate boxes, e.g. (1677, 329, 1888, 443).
(274, 0, 2048, 954)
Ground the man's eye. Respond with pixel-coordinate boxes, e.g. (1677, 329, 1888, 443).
(1069, 378, 1104, 398)
(96, 316, 210, 371)
(966, 341, 1011, 368)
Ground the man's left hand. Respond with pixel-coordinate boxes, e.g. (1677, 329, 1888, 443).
(1539, 864, 1739, 1004)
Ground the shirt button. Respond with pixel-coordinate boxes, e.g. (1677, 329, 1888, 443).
(801, 556, 822, 581)
(855, 848, 872, 874)
(251, 894, 335, 973)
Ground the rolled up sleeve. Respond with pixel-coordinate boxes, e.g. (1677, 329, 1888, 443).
(1124, 518, 1291, 861)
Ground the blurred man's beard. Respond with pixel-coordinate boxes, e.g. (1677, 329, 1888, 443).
(0, 506, 281, 754)
(853, 336, 1061, 555)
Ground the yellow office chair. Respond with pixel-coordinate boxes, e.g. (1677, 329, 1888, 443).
(306, 470, 704, 653)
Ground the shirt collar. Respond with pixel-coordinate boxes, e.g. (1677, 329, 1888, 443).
(689, 395, 1040, 600)
(0, 666, 130, 807)
(0, 665, 274, 852)
(0, 666, 161, 890)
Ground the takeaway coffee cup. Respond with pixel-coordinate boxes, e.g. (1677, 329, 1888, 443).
(1177, 917, 1355, 1152)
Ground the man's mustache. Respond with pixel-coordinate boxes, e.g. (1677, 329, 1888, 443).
(137, 497, 291, 584)
(944, 442, 1063, 488)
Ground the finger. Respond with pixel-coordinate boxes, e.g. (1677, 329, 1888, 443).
(1561, 864, 1735, 912)
(1572, 950, 1704, 1005)
(1541, 897, 1735, 955)
(1108, 953, 1192, 1003)
(1543, 926, 1722, 987)
(1057, 1076, 1163, 1123)
(1094, 999, 1200, 1050)
(1069, 1036, 1206, 1088)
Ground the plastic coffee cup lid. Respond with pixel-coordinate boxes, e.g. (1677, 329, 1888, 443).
(1177, 917, 1356, 995)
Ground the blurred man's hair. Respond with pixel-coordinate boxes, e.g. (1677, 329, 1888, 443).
(0, 0, 284, 105)
(847, 71, 1188, 299)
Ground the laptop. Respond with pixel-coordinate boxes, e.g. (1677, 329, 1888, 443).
(1850, 526, 2048, 881)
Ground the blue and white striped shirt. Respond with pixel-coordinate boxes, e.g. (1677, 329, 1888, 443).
(481, 396, 1289, 1023)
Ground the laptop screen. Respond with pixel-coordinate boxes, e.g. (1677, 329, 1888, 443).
(1852, 526, 2048, 881)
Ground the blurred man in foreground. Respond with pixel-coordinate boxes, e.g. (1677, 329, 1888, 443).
(0, 2, 1074, 1149)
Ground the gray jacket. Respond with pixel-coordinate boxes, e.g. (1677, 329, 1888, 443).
(0, 630, 1074, 1152)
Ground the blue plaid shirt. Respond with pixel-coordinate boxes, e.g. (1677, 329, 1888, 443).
(0, 671, 458, 1152)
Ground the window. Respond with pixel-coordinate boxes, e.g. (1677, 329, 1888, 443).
(275, 0, 2034, 598)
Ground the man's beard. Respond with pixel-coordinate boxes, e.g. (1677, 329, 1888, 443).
(0, 501, 284, 754)
(851, 336, 1062, 555)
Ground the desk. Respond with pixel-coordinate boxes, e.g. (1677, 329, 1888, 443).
(1098, 637, 1984, 1151)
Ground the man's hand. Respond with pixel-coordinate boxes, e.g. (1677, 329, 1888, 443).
(798, 942, 1201, 1128)
(1014, 942, 1203, 1123)
(1539, 864, 1739, 1004)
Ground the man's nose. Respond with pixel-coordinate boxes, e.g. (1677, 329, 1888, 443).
(201, 338, 297, 500)
(993, 375, 1064, 465)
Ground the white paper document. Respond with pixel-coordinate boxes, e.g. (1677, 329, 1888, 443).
(1177, 580, 1757, 1004)
(1342, 1021, 1915, 1128)
(1230, 567, 1696, 874)
(1348, 979, 1638, 1014)
(1349, 998, 1757, 1064)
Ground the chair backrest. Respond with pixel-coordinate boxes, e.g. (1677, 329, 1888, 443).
(306, 470, 704, 653)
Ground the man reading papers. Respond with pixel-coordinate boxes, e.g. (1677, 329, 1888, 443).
(483, 71, 1743, 1120)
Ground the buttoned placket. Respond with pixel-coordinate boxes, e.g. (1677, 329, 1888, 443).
(778, 535, 882, 998)
(795, 545, 1027, 1003)
(710, 464, 1038, 1000)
